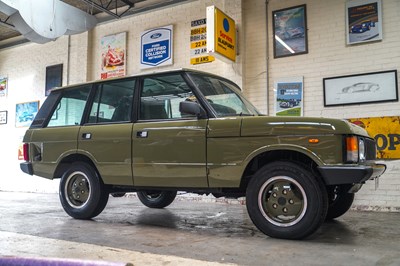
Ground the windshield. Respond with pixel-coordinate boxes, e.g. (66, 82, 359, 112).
(188, 73, 260, 117)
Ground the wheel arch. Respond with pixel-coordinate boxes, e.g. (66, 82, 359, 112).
(53, 153, 99, 180)
(240, 146, 324, 190)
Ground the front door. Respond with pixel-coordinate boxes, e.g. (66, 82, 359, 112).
(132, 73, 208, 187)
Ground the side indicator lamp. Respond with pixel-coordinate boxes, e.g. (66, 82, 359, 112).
(308, 138, 319, 144)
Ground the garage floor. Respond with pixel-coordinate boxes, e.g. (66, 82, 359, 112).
(1, 191, 400, 266)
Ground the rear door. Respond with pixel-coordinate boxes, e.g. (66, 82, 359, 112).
(78, 79, 136, 186)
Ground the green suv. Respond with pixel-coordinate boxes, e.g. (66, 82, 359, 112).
(20, 69, 385, 239)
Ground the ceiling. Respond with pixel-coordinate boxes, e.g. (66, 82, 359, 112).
(0, 0, 189, 46)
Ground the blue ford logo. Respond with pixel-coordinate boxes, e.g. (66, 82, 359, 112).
(150, 33, 162, 39)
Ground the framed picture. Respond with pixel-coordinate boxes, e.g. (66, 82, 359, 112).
(0, 110, 7, 124)
(15, 101, 39, 127)
(323, 70, 398, 107)
(274, 77, 304, 116)
(45, 64, 63, 96)
(346, 0, 382, 45)
(272, 4, 308, 58)
(0, 77, 7, 97)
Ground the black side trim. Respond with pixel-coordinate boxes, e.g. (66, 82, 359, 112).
(318, 164, 386, 185)
(20, 162, 34, 175)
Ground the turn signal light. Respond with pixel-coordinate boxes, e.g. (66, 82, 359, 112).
(308, 138, 319, 144)
(346, 136, 359, 162)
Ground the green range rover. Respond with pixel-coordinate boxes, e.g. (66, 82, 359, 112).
(20, 69, 386, 239)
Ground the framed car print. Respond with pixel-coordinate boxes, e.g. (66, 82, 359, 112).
(272, 4, 308, 58)
(15, 101, 39, 127)
(323, 70, 398, 107)
(346, 0, 383, 45)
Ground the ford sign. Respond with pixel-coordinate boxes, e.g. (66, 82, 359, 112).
(150, 33, 162, 39)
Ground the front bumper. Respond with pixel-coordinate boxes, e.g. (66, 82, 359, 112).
(20, 162, 34, 175)
(318, 163, 386, 185)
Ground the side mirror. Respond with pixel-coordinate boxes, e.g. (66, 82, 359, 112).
(179, 101, 207, 119)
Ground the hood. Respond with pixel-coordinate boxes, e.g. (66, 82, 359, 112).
(240, 116, 370, 137)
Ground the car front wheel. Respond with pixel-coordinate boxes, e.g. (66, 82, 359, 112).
(246, 161, 328, 239)
(137, 191, 177, 208)
(59, 162, 109, 219)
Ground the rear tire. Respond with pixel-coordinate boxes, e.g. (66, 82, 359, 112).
(137, 191, 177, 208)
(326, 185, 355, 220)
(59, 162, 109, 219)
(246, 161, 328, 239)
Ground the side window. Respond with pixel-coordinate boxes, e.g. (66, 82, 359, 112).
(47, 85, 91, 127)
(140, 74, 196, 120)
(88, 79, 135, 123)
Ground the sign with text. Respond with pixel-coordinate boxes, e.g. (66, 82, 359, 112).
(100, 32, 126, 80)
(206, 6, 236, 62)
(0, 77, 8, 97)
(348, 116, 400, 159)
(190, 18, 215, 65)
(140, 25, 173, 69)
(274, 77, 303, 116)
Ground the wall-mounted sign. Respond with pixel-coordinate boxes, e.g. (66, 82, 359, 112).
(206, 6, 236, 62)
(0, 77, 8, 97)
(348, 116, 400, 159)
(140, 25, 173, 69)
(190, 18, 215, 65)
(100, 32, 126, 80)
(274, 77, 303, 116)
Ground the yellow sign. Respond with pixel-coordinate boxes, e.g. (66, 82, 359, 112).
(190, 18, 215, 65)
(190, 55, 215, 65)
(206, 6, 236, 62)
(348, 116, 400, 159)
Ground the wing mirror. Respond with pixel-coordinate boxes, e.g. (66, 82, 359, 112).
(179, 101, 207, 119)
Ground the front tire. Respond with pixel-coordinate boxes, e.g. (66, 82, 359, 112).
(137, 191, 177, 208)
(246, 161, 328, 239)
(59, 162, 109, 219)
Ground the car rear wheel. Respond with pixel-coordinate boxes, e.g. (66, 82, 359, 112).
(59, 162, 109, 219)
(246, 161, 328, 239)
(326, 185, 355, 220)
(137, 191, 177, 208)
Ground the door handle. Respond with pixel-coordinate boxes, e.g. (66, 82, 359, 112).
(82, 133, 92, 139)
(136, 131, 148, 138)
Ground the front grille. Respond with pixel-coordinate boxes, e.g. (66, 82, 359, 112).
(364, 137, 377, 160)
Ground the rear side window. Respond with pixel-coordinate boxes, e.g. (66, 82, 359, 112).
(139, 74, 196, 120)
(88, 79, 135, 124)
(47, 85, 91, 127)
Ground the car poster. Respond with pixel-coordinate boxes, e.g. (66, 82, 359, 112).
(346, 0, 382, 45)
(15, 101, 39, 128)
(274, 77, 303, 116)
(0, 77, 8, 97)
(100, 32, 126, 80)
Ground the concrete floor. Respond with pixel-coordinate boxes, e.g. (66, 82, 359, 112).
(1, 192, 400, 266)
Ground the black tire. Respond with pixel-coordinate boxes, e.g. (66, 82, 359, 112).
(326, 185, 355, 220)
(59, 162, 109, 219)
(137, 191, 177, 208)
(246, 161, 328, 240)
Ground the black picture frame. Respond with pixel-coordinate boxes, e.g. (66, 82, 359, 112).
(0, 110, 7, 125)
(323, 70, 398, 107)
(45, 64, 63, 96)
(272, 4, 308, 58)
